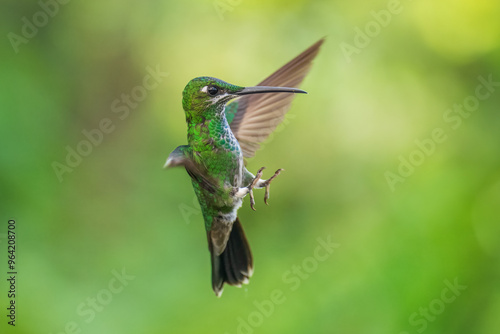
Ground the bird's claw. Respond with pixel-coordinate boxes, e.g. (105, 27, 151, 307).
(263, 168, 283, 205)
(248, 167, 265, 211)
(246, 167, 283, 210)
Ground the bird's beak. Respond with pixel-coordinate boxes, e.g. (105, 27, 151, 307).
(235, 86, 307, 96)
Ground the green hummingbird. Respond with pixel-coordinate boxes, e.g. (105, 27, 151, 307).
(165, 39, 323, 296)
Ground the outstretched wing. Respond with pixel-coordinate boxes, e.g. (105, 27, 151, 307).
(226, 38, 324, 158)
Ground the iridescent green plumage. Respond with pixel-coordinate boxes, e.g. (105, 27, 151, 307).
(182, 78, 245, 231)
(165, 39, 324, 296)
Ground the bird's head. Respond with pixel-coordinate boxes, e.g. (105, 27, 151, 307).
(182, 76, 306, 120)
(182, 77, 243, 114)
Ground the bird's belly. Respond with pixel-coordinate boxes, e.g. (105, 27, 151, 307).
(194, 149, 243, 207)
(193, 176, 243, 230)
(202, 149, 243, 187)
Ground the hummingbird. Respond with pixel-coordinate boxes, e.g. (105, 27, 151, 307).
(165, 39, 323, 296)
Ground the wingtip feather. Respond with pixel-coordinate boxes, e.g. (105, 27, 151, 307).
(228, 38, 324, 158)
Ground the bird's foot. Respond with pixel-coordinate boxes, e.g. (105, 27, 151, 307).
(232, 167, 265, 210)
(261, 168, 283, 205)
(248, 167, 266, 211)
(232, 167, 283, 210)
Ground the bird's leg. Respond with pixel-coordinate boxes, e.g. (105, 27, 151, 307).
(233, 167, 265, 211)
(233, 167, 283, 210)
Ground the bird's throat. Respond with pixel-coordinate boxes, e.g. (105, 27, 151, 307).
(186, 106, 233, 153)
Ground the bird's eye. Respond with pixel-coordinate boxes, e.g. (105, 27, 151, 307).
(207, 86, 219, 96)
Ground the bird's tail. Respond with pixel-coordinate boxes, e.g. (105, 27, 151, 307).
(208, 217, 253, 297)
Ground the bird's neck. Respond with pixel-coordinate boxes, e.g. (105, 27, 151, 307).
(185, 103, 223, 125)
(186, 104, 232, 151)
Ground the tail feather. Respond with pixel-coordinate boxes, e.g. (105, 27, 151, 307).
(209, 217, 253, 297)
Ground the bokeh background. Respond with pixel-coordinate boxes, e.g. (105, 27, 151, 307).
(1, 0, 500, 333)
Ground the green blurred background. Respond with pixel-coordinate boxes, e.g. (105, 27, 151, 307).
(1, 0, 500, 333)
